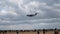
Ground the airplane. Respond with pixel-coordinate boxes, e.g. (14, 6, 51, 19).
(26, 13, 38, 17)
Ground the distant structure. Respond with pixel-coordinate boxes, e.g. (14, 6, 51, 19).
(26, 13, 38, 17)
(0, 28, 60, 34)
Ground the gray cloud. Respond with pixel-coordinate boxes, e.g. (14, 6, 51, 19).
(0, 0, 60, 30)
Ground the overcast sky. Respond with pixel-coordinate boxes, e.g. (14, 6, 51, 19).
(0, 0, 60, 30)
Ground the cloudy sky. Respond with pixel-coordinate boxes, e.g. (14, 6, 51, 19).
(0, 0, 60, 30)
